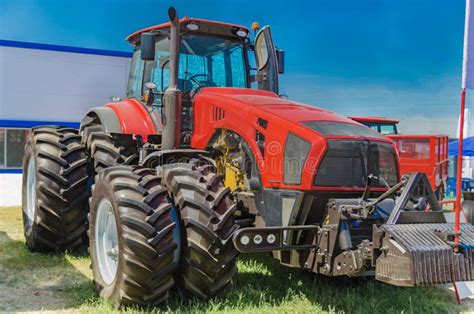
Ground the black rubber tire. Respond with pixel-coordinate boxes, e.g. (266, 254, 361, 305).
(21, 126, 89, 252)
(80, 118, 138, 179)
(463, 200, 474, 225)
(89, 166, 180, 307)
(162, 162, 239, 299)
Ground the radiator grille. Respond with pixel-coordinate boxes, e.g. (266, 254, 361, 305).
(314, 140, 398, 188)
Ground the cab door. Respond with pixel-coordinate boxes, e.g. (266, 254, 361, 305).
(254, 26, 281, 94)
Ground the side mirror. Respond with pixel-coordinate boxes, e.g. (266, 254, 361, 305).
(276, 49, 285, 74)
(141, 33, 155, 61)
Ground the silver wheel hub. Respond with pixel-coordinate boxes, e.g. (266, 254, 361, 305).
(95, 199, 119, 285)
(25, 155, 36, 227)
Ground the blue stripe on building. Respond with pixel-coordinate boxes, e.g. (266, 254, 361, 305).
(0, 39, 132, 58)
(0, 120, 80, 129)
(0, 169, 22, 174)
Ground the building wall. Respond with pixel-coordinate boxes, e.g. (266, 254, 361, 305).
(0, 40, 132, 122)
(0, 40, 132, 206)
(0, 174, 22, 206)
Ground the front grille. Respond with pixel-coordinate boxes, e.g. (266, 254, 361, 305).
(314, 140, 398, 188)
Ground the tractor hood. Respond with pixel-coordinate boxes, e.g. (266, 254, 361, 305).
(198, 87, 358, 126)
(196, 88, 388, 142)
(192, 87, 398, 191)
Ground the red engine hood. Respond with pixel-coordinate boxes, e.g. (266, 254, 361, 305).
(197, 87, 358, 125)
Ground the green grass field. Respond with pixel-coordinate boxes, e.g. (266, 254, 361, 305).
(0, 206, 471, 313)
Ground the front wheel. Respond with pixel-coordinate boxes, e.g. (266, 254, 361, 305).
(89, 166, 180, 307)
(162, 161, 239, 299)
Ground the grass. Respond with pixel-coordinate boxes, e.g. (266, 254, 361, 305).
(0, 206, 471, 313)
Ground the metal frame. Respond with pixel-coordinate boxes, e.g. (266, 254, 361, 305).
(387, 172, 442, 224)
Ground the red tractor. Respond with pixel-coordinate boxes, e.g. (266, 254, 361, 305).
(22, 8, 474, 307)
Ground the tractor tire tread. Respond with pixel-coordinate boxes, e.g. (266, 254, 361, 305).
(162, 161, 238, 300)
(22, 126, 89, 252)
(89, 166, 178, 307)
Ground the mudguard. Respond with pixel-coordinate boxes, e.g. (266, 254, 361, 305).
(82, 99, 157, 141)
(105, 99, 157, 140)
(81, 107, 122, 133)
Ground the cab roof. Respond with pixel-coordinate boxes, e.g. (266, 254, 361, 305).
(126, 17, 249, 44)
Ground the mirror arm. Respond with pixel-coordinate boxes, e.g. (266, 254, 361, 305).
(160, 59, 170, 92)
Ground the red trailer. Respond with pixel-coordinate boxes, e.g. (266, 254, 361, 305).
(350, 117, 449, 198)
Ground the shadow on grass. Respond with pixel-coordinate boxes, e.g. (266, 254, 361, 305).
(0, 231, 96, 312)
(162, 253, 462, 313)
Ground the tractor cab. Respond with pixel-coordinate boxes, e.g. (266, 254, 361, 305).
(126, 8, 283, 148)
(349, 116, 400, 135)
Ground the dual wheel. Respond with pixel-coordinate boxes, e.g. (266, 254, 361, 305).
(22, 126, 238, 307)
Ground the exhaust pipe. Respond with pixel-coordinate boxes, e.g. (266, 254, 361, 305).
(168, 7, 179, 89)
(162, 7, 182, 149)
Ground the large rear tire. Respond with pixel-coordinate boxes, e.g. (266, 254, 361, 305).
(80, 117, 138, 179)
(89, 166, 180, 307)
(22, 126, 89, 252)
(162, 162, 239, 299)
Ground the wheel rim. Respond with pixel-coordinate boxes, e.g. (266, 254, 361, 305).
(25, 155, 36, 227)
(95, 199, 119, 285)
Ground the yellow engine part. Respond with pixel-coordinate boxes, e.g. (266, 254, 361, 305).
(215, 130, 247, 191)
(224, 163, 245, 191)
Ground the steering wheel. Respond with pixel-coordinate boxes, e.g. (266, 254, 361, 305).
(185, 72, 213, 97)
(187, 73, 211, 86)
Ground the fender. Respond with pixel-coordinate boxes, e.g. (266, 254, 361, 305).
(105, 98, 157, 140)
(81, 107, 122, 133)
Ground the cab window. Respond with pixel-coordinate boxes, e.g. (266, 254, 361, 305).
(380, 123, 397, 135)
(145, 34, 247, 96)
(127, 49, 145, 97)
(147, 38, 171, 94)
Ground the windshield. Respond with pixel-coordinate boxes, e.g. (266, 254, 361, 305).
(146, 34, 247, 94)
(302, 121, 386, 139)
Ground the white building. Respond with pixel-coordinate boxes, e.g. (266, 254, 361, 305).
(0, 40, 131, 206)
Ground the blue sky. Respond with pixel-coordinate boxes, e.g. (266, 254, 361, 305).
(0, 0, 470, 136)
